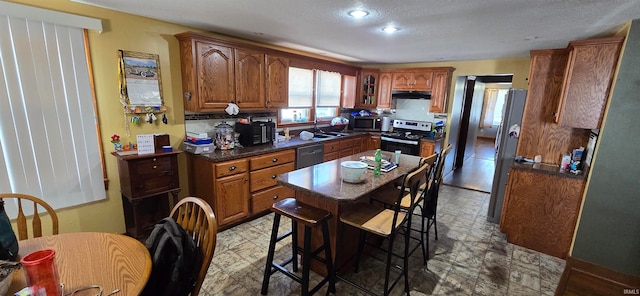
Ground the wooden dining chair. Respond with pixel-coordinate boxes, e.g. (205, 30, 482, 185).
(0, 193, 59, 240)
(170, 197, 217, 296)
(424, 143, 452, 244)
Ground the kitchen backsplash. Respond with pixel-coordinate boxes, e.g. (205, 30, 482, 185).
(394, 98, 435, 122)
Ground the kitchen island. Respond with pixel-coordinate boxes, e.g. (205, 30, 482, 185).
(277, 150, 422, 274)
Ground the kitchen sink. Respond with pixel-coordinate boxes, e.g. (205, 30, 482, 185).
(326, 132, 349, 137)
(313, 133, 334, 139)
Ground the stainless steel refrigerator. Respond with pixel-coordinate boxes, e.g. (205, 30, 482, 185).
(487, 88, 527, 223)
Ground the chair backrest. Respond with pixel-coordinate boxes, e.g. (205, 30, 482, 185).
(170, 197, 217, 296)
(434, 144, 453, 184)
(0, 193, 59, 240)
(423, 144, 452, 218)
(396, 161, 431, 214)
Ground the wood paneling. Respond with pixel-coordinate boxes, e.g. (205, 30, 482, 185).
(516, 49, 590, 165)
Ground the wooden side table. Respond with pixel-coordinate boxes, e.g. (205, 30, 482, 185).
(112, 151, 181, 239)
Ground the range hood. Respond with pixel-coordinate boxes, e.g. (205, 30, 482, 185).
(391, 90, 431, 100)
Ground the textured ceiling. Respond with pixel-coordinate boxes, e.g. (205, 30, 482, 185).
(73, 0, 640, 64)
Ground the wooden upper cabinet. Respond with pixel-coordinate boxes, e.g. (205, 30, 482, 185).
(179, 38, 235, 111)
(392, 70, 432, 91)
(235, 48, 266, 108)
(357, 70, 378, 108)
(341, 74, 357, 108)
(430, 69, 454, 113)
(554, 37, 623, 129)
(377, 71, 392, 110)
(265, 54, 289, 108)
(176, 32, 297, 111)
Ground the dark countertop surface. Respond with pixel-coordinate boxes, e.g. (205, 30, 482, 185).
(277, 151, 422, 203)
(186, 131, 445, 163)
(187, 131, 370, 162)
(511, 161, 588, 179)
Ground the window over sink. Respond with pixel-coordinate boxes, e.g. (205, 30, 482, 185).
(280, 67, 340, 125)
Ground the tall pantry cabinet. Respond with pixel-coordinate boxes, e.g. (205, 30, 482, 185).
(500, 37, 623, 259)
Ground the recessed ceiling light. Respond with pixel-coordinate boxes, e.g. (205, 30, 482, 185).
(382, 26, 400, 33)
(348, 10, 369, 18)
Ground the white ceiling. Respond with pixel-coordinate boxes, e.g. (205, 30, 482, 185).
(73, 0, 640, 64)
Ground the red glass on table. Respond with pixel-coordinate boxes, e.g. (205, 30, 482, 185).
(20, 249, 61, 296)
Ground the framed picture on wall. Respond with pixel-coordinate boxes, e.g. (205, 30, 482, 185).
(118, 50, 164, 107)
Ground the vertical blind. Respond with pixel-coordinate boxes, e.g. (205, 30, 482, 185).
(0, 13, 105, 217)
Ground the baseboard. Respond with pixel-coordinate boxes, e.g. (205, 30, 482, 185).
(555, 256, 640, 296)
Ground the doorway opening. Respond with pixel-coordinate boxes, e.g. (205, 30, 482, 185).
(443, 75, 512, 193)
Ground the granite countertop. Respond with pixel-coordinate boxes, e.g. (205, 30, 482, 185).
(277, 151, 423, 203)
(188, 131, 370, 162)
(511, 161, 588, 179)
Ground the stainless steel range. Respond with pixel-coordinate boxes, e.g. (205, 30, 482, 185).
(380, 119, 432, 156)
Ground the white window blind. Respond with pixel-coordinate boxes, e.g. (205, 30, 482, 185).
(0, 11, 105, 217)
(316, 70, 341, 107)
(288, 67, 313, 107)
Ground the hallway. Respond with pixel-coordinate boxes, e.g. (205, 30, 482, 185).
(443, 137, 495, 193)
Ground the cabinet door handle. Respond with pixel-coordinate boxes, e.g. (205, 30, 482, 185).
(271, 175, 277, 179)
(184, 92, 191, 101)
(273, 195, 278, 200)
(272, 158, 278, 162)
(229, 166, 236, 171)
(152, 165, 157, 169)
(152, 158, 157, 162)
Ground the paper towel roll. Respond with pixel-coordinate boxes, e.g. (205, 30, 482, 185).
(381, 117, 391, 132)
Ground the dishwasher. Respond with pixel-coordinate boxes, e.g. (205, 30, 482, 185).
(296, 143, 325, 169)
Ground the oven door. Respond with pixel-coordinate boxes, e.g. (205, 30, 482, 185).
(380, 137, 421, 156)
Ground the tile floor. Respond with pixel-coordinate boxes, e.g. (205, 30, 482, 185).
(199, 185, 566, 295)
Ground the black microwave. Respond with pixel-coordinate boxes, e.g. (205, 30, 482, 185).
(235, 121, 275, 146)
(348, 116, 381, 131)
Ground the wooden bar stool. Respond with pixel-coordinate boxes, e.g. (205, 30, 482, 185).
(261, 198, 335, 296)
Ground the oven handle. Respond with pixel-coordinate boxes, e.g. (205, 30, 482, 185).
(381, 136, 419, 145)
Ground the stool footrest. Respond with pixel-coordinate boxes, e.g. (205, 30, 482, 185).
(276, 230, 293, 242)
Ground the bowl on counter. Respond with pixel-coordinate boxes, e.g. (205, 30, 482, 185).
(341, 161, 368, 183)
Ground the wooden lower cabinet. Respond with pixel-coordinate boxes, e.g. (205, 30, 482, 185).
(251, 185, 295, 214)
(214, 171, 250, 226)
(500, 168, 586, 258)
(367, 135, 381, 151)
(188, 150, 296, 228)
(420, 141, 435, 157)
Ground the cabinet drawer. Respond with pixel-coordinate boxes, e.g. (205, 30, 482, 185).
(339, 139, 354, 149)
(324, 140, 341, 153)
(133, 156, 173, 175)
(132, 174, 179, 198)
(251, 185, 295, 214)
(215, 158, 249, 178)
(250, 149, 295, 171)
(250, 162, 295, 192)
(339, 148, 353, 158)
(324, 151, 339, 162)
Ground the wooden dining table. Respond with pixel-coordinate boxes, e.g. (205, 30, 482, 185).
(277, 150, 422, 274)
(8, 232, 152, 295)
